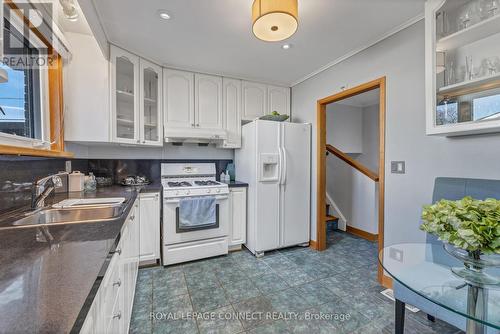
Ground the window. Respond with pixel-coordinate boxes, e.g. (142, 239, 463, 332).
(0, 18, 44, 141)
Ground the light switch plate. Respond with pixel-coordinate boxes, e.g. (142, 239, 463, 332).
(391, 161, 405, 174)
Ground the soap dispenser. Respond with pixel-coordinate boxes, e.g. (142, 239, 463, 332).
(220, 171, 226, 183)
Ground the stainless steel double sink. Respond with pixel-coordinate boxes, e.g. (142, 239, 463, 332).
(1, 199, 128, 229)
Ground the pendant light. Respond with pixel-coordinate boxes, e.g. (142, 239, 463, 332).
(252, 0, 298, 42)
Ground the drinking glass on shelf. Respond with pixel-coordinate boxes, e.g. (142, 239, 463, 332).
(486, 0, 499, 16)
(459, 1, 480, 29)
(446, 61, 455, 86)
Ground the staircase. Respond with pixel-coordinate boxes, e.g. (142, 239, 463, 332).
(325, 204, 339, 232)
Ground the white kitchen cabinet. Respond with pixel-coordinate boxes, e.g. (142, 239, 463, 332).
(163, 69, 195, 130)
(80, 200, 139, 334)
(218, 78, 242, 148)
(229, 187, 247, 249)
(268, 85, 290, 118)
(110, 45, 164, 146)
(242, 81, 267, 121)
(140, 59, 163, 146)
(110, 46, 140, 144)
(195, 74, 223, 130)
(64, 32, 109, 143)
(139, 192, 161, 264)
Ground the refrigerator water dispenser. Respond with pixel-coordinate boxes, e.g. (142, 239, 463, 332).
(259, 153, 279, 182)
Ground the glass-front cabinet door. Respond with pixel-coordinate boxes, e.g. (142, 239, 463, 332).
(425, 0, 500, 136)
(111, 46, 140, 143)
(140, 59, 163, 146)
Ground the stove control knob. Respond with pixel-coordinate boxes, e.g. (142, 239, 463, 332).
(206, 189, 211, 193)
(186, 190, 190, 195)
(216, 189, 221, 193)
(175, 191, 179, 196)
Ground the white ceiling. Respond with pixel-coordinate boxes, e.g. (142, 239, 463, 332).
(91, 0, 425, 86)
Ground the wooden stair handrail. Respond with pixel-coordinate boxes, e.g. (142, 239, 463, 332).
(326, 144, 379, 182)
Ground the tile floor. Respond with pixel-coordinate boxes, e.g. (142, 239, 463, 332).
(129, 231, 463, 334)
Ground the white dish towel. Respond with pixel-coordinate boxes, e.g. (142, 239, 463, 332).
(179, 196, 216, 228)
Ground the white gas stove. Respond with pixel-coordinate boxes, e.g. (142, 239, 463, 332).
(161, 163, 229, 265)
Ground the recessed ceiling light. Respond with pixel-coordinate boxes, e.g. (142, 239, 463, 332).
(158, 10, 172, 20)
(282, 44, 292, 50)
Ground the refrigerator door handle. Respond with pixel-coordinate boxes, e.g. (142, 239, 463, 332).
(280, 147, 287, 185)
(277, 147, 283, 184)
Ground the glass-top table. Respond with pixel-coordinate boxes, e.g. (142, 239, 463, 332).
(379, 243, 500, 334)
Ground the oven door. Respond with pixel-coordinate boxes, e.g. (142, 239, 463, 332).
(163, 194, 229, 244)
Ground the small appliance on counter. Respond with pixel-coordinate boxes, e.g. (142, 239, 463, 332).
(68, 171, 85, 192)
(120, 175, 151, 186)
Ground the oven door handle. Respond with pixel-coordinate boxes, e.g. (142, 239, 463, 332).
(164, 195, 228, 204)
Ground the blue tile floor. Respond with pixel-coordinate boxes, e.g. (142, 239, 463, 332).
(129, 231, 463, 333)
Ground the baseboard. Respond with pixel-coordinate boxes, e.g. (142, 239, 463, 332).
(346, 226, 378, 242)
(309, 239, 318, 250)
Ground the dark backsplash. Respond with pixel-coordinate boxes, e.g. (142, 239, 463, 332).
(0, 156, 232, 213)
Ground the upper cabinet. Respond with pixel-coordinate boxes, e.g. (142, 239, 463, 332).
(268, 85, 290, 118)
(163, 69, 195, 129)
(219, 78, 242, 148)
(163, 71, 225, 141)
(140, 59, 163, 146)
(425, 0, 500, 136)
(195, 74, 223, 129)
(242, 81, 267, 121)
(110, 46, 140, 144)
(110, 45, 163, 145)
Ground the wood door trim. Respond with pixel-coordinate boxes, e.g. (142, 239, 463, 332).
(315, 77, 388, 287)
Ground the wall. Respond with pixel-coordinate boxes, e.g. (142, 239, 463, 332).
(326, 104, 362, 153)
(358, 104, 380, 172)
(292, 21, 500, 246)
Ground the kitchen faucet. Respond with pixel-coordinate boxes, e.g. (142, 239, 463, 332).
(31, 172, 67, 209)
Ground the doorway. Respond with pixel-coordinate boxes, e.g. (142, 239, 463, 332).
(315, 77, 388, 287)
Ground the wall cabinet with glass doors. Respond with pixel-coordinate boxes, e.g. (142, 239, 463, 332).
(426, 0, 500, 136)
(110, 45, 162, 146)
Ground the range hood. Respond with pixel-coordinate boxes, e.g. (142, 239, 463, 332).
(164, 128, 227, 144)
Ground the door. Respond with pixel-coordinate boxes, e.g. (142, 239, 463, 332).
(242, 81, 267, 121)
(221, 78, 242, 148)
(139, 193, 160, 263)
(110, 46, 140, 144)
(255, 121, 281, 251)
(195, 74, 223, 130)
(268, 85, 290, 117)
(139, 59, 163, 146)
(280, 123, 311, 247)
(163, 69, 195, 129)
(229, 187, 247, 246)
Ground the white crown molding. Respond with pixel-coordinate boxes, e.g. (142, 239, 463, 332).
(290, 13, 425, 87)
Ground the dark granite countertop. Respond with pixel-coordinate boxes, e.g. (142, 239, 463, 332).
(225, 180, 249, 188)
(0, 186, 146, 334)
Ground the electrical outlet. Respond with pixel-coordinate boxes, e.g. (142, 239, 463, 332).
(65, 160, 72, 173)
(391, 161, 405, 174)
(389, 247, 404, 262)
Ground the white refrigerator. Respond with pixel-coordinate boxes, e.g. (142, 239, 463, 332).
(235, 120, 311, 256)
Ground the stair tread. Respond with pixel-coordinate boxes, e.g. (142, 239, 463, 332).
(325, 215, 338, 221)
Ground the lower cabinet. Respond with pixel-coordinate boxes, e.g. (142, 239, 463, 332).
(80, 200, 140, 334)
(139, 192, 161, 264)
(229, 187, 247, 249)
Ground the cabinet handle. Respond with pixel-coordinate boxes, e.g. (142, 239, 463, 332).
(115, 248, 122, 255)
(191, 123, 195, 127)
(142, 140, 146, 143)
(113, 311, 122, 320)
(136, 140, 140, 143)
(130, 215, 135, 221)
(113, 278, 122, 287)
(196, 124, 200, 127)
